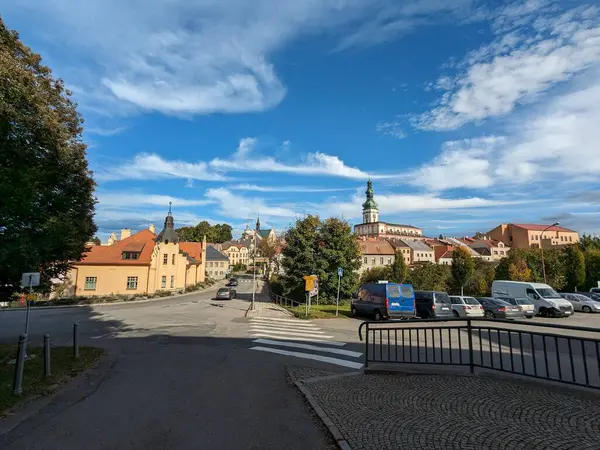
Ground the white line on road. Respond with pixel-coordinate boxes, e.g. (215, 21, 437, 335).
(254, 317, 318, 324)
(253, 339, 362, 358)
(249, 328, 333, 338)
(250, 334, 347, 346)
(249, 319, 317, 328)
(249, 325, 326, 334)
(250, 346, 364, 369)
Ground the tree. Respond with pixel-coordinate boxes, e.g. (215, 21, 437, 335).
(464, 260, 496, 297)
(281, 215, 320, 300)
(0, 18, 96, 294)
(176, 221, 232, 243)
(406, 263, 451, 292)
(360, 266, 390, 284)
(563, 245, 586, 291)
(91, 236, 102, 245)
(585, 250, 600, 291)
(451, 247, 474, 295)
(580, 235, 600, 252)
(258, 236, 283, 279)
(388, 252, 408, 283)
(507, 259, 532, 282)
(213, 223, 233, 243)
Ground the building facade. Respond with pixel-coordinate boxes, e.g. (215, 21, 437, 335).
(486, 224, 579, 249)
(205, 246, 230, 279)
(222, 242, 250, 268)
(353, 181, 423, 239)
(358, 239, 396, 274)
(392, 238, 435, 264)
(66, 208, 206, 297)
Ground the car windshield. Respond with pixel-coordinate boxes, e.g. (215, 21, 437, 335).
(516, 298, 533, 305)
(435, 293, 451, 304)
(463, 297, 479, 305)
(536, 288, 562, 299)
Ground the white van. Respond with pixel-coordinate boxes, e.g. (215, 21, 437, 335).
(491, 281, 573, 318)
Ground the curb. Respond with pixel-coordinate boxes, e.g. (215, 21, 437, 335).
(0, 280, 228, 313)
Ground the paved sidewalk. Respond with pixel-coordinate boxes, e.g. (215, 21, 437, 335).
(290, 368, 600, 450)
(245, 281, 293, 319)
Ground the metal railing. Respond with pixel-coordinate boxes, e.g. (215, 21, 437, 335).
(267, 288, 301, 307)
(358, 318, 600, 390)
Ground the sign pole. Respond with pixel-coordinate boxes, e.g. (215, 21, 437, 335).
(336, 274, 341, 317)
(25, 275, 32, 335)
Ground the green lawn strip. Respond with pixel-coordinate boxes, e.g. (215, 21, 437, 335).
(283, 303, 353, 319)
(0, 344, 104, 416)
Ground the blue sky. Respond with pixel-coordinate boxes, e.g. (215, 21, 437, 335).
(4, 0, 600, 238)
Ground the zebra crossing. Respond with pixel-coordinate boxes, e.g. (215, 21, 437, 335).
(248, 317, 363, 369)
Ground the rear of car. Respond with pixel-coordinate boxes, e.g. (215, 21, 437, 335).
(449, 296, 484, 318)
(478, 297, 523, 319)
(415, 291, 453, 319)
(227, 278, 238, 286)
(499, 297, 535, 318)
(216, 288, 234, 300)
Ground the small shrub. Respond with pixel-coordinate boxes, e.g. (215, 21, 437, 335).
(154, 290, 172, 297)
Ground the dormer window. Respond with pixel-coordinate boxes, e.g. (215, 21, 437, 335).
(122, 252, 140, 260)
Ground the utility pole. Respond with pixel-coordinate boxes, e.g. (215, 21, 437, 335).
(251, 216, 258, 311)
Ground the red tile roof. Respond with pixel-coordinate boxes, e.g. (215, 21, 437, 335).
(439, 250, 454, 259)
(513, 224, 576, 232)
(180, 242, 203, 263)
(359, 239, 395, 255)
(78, 229, 156, 265)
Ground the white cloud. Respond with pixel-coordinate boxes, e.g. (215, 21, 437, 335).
(205, 188, 298, 219)
(96, 192, 214, 208)
(416, 4, 600, 130)
(376, 121, 406, 139)
(229, 184, 356, 193)
(96, 153, 226, 182)
(85, 126, 128, 137)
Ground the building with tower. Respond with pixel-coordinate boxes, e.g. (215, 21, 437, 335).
(354, 180, 423, 239)
(65, 204, 207, 296)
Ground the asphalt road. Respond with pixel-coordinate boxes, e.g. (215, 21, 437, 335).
(0, 277, 340, 450)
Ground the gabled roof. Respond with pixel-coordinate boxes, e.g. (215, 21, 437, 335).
(439, 250, 454, 259)
(513, 223, 576, 232)
(205, 246, 229, 262)
(258, 229, 273, 239)
(397, 239, 434, 252)
(179, 242, 203, 264)
(78, 229, 156, 265)
(359, 239, 395, 255)
(469, 239, 501, 249)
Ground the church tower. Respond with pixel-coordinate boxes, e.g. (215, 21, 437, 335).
(362, 180, 379, 224)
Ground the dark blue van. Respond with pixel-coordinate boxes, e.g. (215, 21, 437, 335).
(351, 283, 416, 320)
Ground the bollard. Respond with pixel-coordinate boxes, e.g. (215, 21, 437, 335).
(73, 323, 79, 358)
(44, 334, 52, 378)
(13, 334, 27, 395)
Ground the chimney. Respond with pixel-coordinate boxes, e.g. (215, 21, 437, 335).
(120, 228, 131, 240)
(149, 224, 156, 234)
(107, 232, 118, 246)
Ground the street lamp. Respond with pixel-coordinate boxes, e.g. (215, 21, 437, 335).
(251, 219, 257, 311)
(540, 222, 559, 284)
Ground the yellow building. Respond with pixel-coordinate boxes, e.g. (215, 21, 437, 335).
(67, 208, 206, 296)
(486, 223, 579, 249)
(358, 239, 396, 274)
(222, 243, 250, 267)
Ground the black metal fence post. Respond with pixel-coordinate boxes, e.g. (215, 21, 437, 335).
(73, 323, 79, 358)
(44, 334, 52, 378)
(13, 334, 27, 395)
(364, 323, 370, 368)
(467, 319, 474, 374)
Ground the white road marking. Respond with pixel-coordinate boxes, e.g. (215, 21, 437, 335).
(250, 346, 364, 369)
(256, 317, 318, 324)
(249, 318, 317, 328)
(249, 328, 333, 339)
(253, 339, 362, 358)
(249, 325, 326, 334)
(250, 334, 347, 346)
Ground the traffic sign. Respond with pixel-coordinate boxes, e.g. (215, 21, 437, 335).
(21, 272, 40, 288)
(304, 275, 318, 292)
(309, 278, 319, 298)
(338, 267, 344, 278)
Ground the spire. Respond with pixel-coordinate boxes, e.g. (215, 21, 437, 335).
(168, 201, 172, 216)
(362, 179, 378, 210)
(155, 203, 179, 244)
(256, 214, 261, 232)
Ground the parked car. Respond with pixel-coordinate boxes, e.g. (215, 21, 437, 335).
(216, 287, 236, 300)
(476, 297, 523, 319)
(579, 292, 600, 301)
(351, 282, 416, 320)
(498, 297, 535, 318)
(227, 278, 238, 287)
(449, 296, 484, 318)
(491, 281, 573, 317)
(414, 291, 454, 319)
(591, 287, 600, 294)
(560, 293, 600, 313)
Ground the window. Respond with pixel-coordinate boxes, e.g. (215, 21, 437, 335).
(569, 236, 573, 242)
(380, 257, 384, 265)
(371, 258, 375, 265)
(560, 236, 564, 241)
(126, 276, 138, 290)
(363, 257, 367, 264)
(493, 250, 498, 255)
(220, 262, 224, 267)
(161, 276, 166, 289)
(122, 252, 139, 260)
(388, 258, 392, 264)
(209, 262, 213, 267)
(163, 254, 168, 265)
(170, 275, 174, 288)
(84, 276, 97, 290)
(172, 254, 176, 264)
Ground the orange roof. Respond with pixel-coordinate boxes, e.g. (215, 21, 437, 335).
(78, 229, 156, 265)
(359, 240, 395, 255)
(439, 250, 454, 259)
(180, 242, 203, 263)
(513, 223, 575, 232)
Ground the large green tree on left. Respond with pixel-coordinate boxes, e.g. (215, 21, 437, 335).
(0, 17, 96, 293)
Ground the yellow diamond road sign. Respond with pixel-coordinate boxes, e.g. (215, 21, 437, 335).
(304, 275, 317, 292)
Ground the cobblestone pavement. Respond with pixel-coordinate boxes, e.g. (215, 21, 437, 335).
(296, 371, 600, 450)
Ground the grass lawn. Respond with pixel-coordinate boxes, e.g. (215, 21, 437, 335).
(284, 303, 353, 319)
(0, 344, 104, 416)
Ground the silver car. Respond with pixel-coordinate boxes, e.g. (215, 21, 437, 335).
(561, 293, 600, 313)
(449, 296, 484, 318)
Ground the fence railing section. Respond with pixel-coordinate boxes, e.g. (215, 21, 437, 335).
(267, 289, 301, 307)
(358, 318, 600, 390)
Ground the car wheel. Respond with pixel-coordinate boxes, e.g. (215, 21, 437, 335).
(583, 306, 591, 313)
(351, 306, 357, 316)
(452, 310, 460, 318)
(374, 310, 382, 321)
(484, 311, 495, 319)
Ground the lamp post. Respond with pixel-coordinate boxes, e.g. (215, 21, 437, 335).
(540, 222, 559, 284)
(251, 221, 257, 311)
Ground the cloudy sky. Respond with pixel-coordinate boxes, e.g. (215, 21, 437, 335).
(3, 0, 600, 238)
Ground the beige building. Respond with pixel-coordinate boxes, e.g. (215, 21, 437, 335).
(466, 238, 509, 261)
(205, 246, 230, 280)
(393, 238, 435, 264)
(353, 181, 423, 239)
(222, 242, 250, 267)
(487, 223, 579, 249)
(358, 239, 396, 274)
(67, 208, 206, 297)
